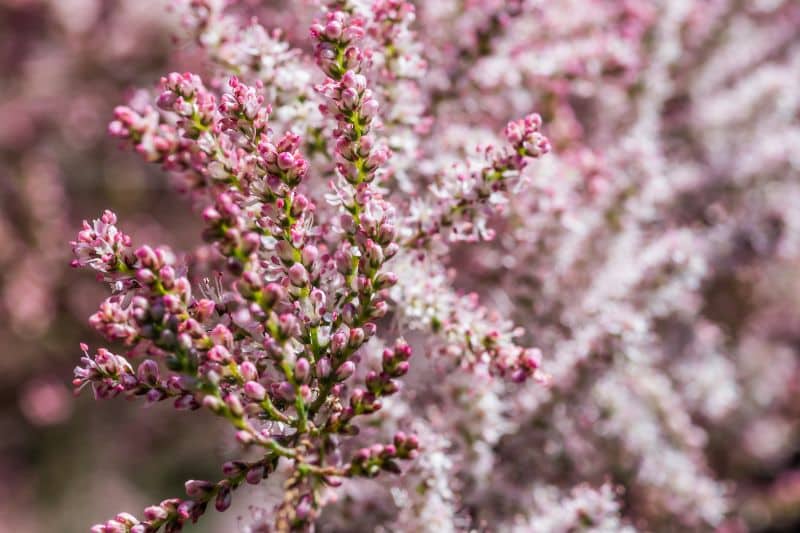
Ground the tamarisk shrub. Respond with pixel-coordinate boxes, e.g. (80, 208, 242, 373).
(66, 0, 800, 531)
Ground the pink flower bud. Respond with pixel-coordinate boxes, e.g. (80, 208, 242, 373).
(316, 357, 332, 378)
(262, 283, 285, 307)
(288, 262, 309, 286)
(301, 245, 319, 266)
(246, 465, 264, 484)
(215, 483, 232, 511)
(295, 358, 310, 382)
(239, 361, 258, 382)
(374, 271, 398, 290)
(144, 505, 169, 521)
(277, 151, 295, 171)
(207, 345, 232, 363)
(342, 88, 359, 109)
(202, 395, 224, 413)
(349, 327, 365, 348)
(244, 381, 266, 401)
(137, 359, 159, 385)
(300, 384, 312, 402)
(336, 361, 356, 381)
(185, 479, 215, 500)
(224, 393, 244, 417)
(325, 20, 343, 39)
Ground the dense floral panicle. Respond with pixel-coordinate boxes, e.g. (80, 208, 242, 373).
(310, 11, 368, 79)
(504, 113, 551, 160)
(391, 256, 548, 383)
(403, 114, 551, 248)
(70, 210, 133, 274)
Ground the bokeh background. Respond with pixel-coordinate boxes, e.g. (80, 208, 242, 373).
(0, 1, 234, 531)
(1, 1, 799, 532)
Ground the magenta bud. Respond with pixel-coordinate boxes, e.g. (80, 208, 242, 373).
(331, 330, 348, 354)
(135, 245, 158, 268)
(361, 98, 379, 119)
(300, 384, 312, 402)
(288, 262, 309, 286)
(336, 361, 356, 381)
(175, 394, 198, 411)
(246, 465, 264, 485)
(324, 20, 343, 39)
(383, 379, 399, 395)
(202, 205, 221, 223)
(301, 245, 319, 266)
(394, 339, 412, 360)
(296, 497, 312, 520)
(295, 358, 310, 382)
(115, 513, 139, 526)
(96, 520, 121, 532)
(342, 88, 359, 109)
(370, 443, 385, 456)
(146, 388, 166, 403)
(377, 222, 396, 244)
(357, 275, 372, 293)
(349, 327, 365, 348)
(316, 357, 332, 378)
(310, 23, 324, 38)
(210, 324, 233, 347)
(239, 361, 258, 382)
(384, 242, 399, 259)
(342, 303, 357, 325)
(137, 359, 160, 385)
(262, 282, 284, 307)
(371, 299, 388, 318)
(159, 498, 181, 513)
(394, 361, 410, 376)
(158, 265, 176, 287)
(374, 272, 398, 290)
(224, 393, 244, 417)
(222, 461, 246, 477)
(339, 213, 355, 233)
(136, 268, 156, 285)
(275, 381, 295, 401)
(207, 345, 232, 363)
(356, 447, 370, 461)
(185, 479, 215, 500)
(277, 151, 295, 171)
(202, 395, 224, 413)
(215, 483, 232, 512)
(162, 293, 181, 313)
(244, 381, 266, 401)
(277, 313, 300, 338)
(350, 388, 365, 405)
(144, 505, 169, 521)
(236, 430, 254, 445)
(176, 500, 194, 520)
